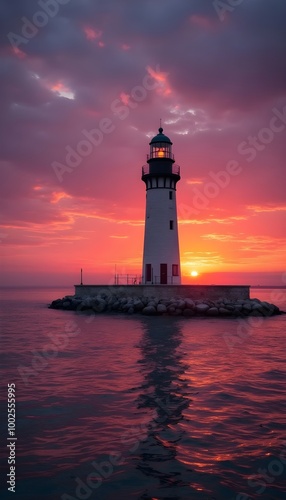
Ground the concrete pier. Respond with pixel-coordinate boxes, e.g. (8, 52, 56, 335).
(74, 284, 250, 302)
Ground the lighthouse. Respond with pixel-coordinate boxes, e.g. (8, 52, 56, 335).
(142, 127, 181, 285)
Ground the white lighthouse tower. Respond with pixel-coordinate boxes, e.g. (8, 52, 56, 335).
(142, 127, 181, 285)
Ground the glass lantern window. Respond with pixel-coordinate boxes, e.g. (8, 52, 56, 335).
(150, 143, 172, 158)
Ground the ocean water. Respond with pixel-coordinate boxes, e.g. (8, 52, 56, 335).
(0, 287, 286, 500)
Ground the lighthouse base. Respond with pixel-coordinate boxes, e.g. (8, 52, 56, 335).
(74, 284, 250, 302)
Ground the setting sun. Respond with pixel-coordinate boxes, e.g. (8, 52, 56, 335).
(190, 270, 199, 277)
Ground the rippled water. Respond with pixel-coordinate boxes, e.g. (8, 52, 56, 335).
(0, 287, 286, 500)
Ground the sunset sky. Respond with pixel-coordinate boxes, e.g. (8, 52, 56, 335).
(0, 0, 286, 286)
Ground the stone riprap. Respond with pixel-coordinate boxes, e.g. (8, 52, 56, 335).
(49, 294, 284, 318)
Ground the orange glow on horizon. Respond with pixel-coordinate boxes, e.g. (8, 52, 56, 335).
(2, 200, 285, 286)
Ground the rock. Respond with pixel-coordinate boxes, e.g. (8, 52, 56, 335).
(93, 298, 106, 312)
(261, 300, 273, 309)
(49, 293, 282, 319)
(174, 308, 183, 316)
(147, 300, 157, 308)
(70, 299, 82, 310)
(167, 305, 176, 314)
(195, 303, 209, 314)
(133, 299, 144, 311)
(225, 305, 235, 312)
(242, 303, 252, 312)
(214, 302, 222, 309)
(260, 301, 276, 316)
(185, 298, 195, 309)
(207, 307, 219, 316)
(142, 306, 156, 315)
(158, 299, 170, 307)
(233, 305, 243, 316)
(252, 303, 265, 313)
(183, 308, 195, 317)
(249, 309, 262, 317)
(169, 300, 177, 308)
(49, 299, 63, 309)
(233, 304, 243, 311)
(83, 297, 96, 309)
(157, 304, 167, 314)
(219, 307, 232, 316)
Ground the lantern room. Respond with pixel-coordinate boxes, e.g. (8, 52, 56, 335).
(147, 127, 174, 161)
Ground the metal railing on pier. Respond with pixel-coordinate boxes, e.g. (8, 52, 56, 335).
(114, 274, 142, 285)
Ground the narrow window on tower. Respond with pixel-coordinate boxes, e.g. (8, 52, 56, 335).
(172, 264, 179, 276)
(169, 191, 173, 200)
(170, 220, 174, 230)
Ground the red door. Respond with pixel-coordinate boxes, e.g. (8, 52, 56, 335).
(145, 264, 152, 282)
(160, 263, 167, 284)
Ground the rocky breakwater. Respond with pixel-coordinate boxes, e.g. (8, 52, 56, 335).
(49, 294, 284, 318)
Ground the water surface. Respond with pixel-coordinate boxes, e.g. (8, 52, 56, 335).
(0, 287, 285, 499)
